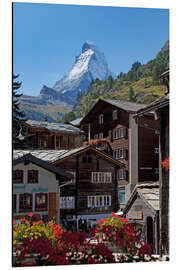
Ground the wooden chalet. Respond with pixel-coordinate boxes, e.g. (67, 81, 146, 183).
(80, 99, 160, 210)
(123, 182, 160, 254)
(23, 120, 85, 150)
(14, 146, 124, 231)
(134, 70, 169, 255)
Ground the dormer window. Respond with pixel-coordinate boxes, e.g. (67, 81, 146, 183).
(119, 128, 124, 138)
(99, 114, 104, 124)
(113, 110, 117, 120)
(113, 130, 118, 139)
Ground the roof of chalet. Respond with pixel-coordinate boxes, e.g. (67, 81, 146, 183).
(123, 182, 159, 215)
(80, 98, 148, 124)
(134, 94, 169, 118)
(102, 99, 147, 112)
(13, 153, 73, 179)
(13, 145, 125, 168)
(25, 120, 82, 135)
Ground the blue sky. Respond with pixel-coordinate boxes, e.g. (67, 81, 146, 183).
(13, 2, 169, 96)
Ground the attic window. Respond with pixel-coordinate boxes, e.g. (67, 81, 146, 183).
(113, 110, 117, 120)
(99, 114, 104, 124)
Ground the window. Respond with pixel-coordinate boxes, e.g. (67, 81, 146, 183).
(99, 114, 104, 124)
(19, 194, 32, 212)
(155, 148, 159, 154)
(91, 172, 112, 183)
(60, 197, 75, 209)
(94, 134, 98, 139)
(99, 133, 103, 139)
(155, 168, 159, 174)
(119, 128, 124, 138)
(70, 171, 76, 183)
(28, 170, 38, 184)
(118, 189, 125, 204)
(88, 195, 111, 207)
(13, 194, 17, 213)
(119, 149, 123, 158)
(35, 193, 48, 211)
(13, 170, 24, 184)
(113, 130, 118, 139)
(88, 157, 92, 163)
(119, 170, 124, 180)
(113, 149, 118, 159)
(113, 110, 117, 120)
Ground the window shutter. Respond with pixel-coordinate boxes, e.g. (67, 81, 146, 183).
(123, 149, 126, 159)
(125, 170, 129, 181)
(109, 130, 113, 142)
(123, 127, 128, 138)
(125, 149, 129, 160)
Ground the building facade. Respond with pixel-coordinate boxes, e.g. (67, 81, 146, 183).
(13, 153, 73, 223)
(14, 146, 124, 231)
(80, 99, 159, 210)
(134, 70, 169, 255)
(23, 120, 85, 150)
(123, 182, 160, 254)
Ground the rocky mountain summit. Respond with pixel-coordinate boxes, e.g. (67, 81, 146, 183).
(52, 41, 114, 103)
(20, 42, 114, 121)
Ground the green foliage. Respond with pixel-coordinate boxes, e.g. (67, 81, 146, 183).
(76, 90, 84, 102)
(59, 111, 76, 123)
(13, 74, 26, 148)
(128, 86, 136, 102)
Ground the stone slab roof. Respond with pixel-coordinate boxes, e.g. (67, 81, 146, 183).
(26, 120, 81, 135)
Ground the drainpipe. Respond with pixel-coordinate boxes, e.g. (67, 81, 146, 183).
(88, 123, 91, 143)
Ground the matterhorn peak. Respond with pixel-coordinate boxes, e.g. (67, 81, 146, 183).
(53, 42, 114, 104)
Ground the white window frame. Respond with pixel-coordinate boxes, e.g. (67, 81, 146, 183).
(113, 130, 118, 139)
(155, 148, 159, 154)
(155, 168, 159, 174)
(88, 195, 111, 207)
(70, 171, 76, 183)
(91, 172, 112, 183)
(113, 110, 117, 120)
(99, 133, 103, 139)
(60, 196, 75, 209)
(119, 149, 123, 158)
(119, 128, 124, 138)
(99, 114, 104, 124)
(118, 189, 126, 204)
(119, 170, 124, 180)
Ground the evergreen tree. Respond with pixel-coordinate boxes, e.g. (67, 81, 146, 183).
(13, 74, 26, 148)
(59, 111, 76, 123)
(107, 75, 114, 89)
(128, 86, 136, 102)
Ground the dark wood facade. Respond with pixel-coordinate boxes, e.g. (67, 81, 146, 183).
(52, 147, 124, 231)
(80, 99, 159, 209)
(24, 122, 83, 150)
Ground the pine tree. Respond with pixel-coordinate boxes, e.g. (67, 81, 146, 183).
(13, 74, 26, 148)
(128, 86, 136, 102)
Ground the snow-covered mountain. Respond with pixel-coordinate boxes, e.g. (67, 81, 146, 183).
(53, 41, 114, 103)
(20, 41, 114, 121)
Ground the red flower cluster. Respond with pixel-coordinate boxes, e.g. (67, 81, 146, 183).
(161, 156, 169, 170)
